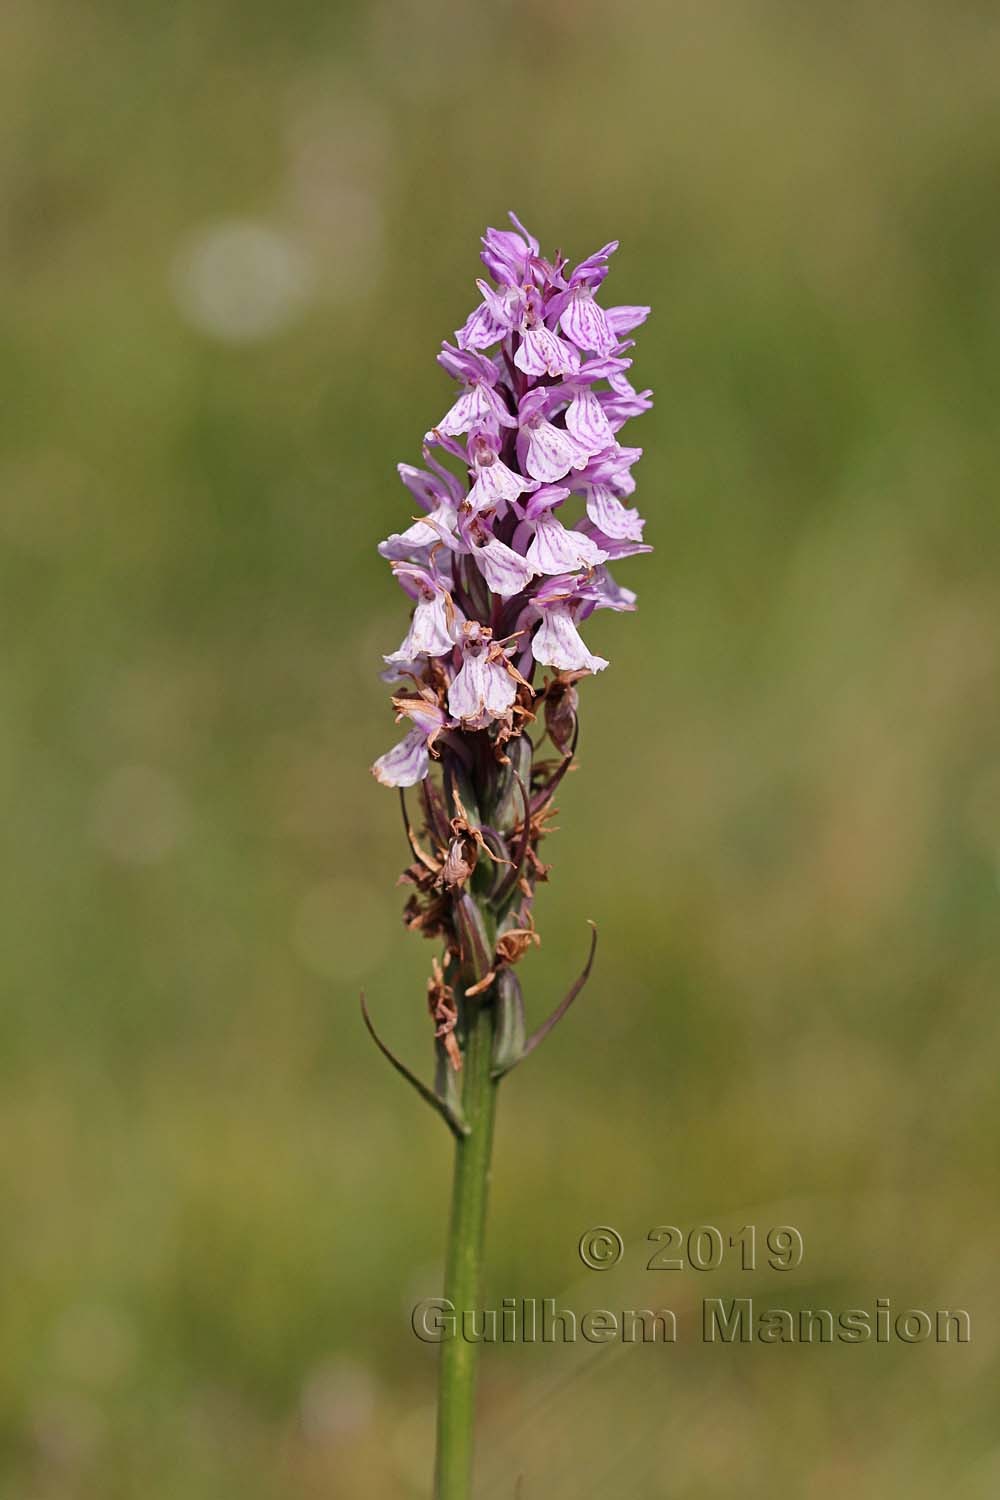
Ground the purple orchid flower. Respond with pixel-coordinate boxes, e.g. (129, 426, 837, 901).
(371, 214, 652, 787)
(383, 564, 461, 664)
(465, 426, 537, 515)
(432, 347, 516, 438)
(532, 600, 609, 675)
(515, 388, 590, 485)
(447, 622, 521, 730)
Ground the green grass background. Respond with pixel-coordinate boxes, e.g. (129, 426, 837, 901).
(2, 1, 999, 1495)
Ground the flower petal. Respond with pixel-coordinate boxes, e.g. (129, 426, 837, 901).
(467, 457, 533, 514)
(514, 327, 580, 378)
(578, 522, 652, 560)
(565, 388, 615, 456)
(379, 502, 457, 561)
(532, 604, 608, 673)
(569, 241, 619, 287)
(589, 566, 637, 612)
(435, 384, 496, 438)
(472, 537, 536, 598)
(605, 304, 650, 336)
(448, 652, 516, 727)
(384, 594, 458, 662)
(524, 419, 588, 484)
(527, 514, 608, 574)
(371, 727, 429, 787)
(560, 288, 615, 355)
(397, 462, 451, 511)
(584, 484, 645, 541)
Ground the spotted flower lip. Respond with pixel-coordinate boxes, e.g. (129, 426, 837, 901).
(431, 349, 517, 438)
(557, 285, 616, 357)
(531, 600, 610, 674)
(447, 622, 520, 729)
(514, 291, 581, 378)
(383, 564, 461, 665)
(372, 725, 432, 787)
(465, 427, 537, 515)
(459, 512, 537, 599)
(564, 384, 616, 455)
(525, 512, 608, 575)
(515, 388, 590, 485)
(371, 213, 652, 787)
(581, 482, 645, 542)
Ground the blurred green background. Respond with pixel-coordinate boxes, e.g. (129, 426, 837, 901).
(2, 1, 999, 1495)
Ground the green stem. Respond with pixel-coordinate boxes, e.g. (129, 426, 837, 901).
(434, 988, 498, 1499)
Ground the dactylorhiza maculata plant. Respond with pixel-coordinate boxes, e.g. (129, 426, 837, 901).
(365, 214, 650, 1500)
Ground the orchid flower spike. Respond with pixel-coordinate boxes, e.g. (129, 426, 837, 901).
(370, 212, 651, 1076)
(366, 212, 652, 1500)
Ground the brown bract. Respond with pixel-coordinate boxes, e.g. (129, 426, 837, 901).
(496, 911, 540, 966)
(395, 702, 578, 1063)
(427, 957, 461, 1070)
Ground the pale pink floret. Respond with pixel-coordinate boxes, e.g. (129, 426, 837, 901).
(469, 528, 537, 599)
(532, 603, 609, 674)
(517, 395, 590, 484)
(384, 570, 461, 663)
(514, 326, 580, 379)
(448, 625, 518, 729)
(434, 381, 514, 439)
(466, 430, 537, 515)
